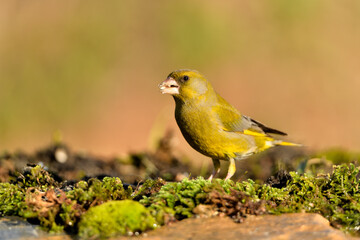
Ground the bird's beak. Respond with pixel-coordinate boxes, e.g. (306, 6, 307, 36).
(159, 77, 179, 95)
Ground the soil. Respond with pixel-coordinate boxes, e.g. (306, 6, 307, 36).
(0, 132, 194, 185)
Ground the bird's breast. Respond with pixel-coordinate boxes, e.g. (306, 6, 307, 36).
(174, 103, 251, 159)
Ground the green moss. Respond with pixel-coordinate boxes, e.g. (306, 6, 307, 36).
(12, 165, 60, 189)
(2, 163, 360, 237)
(132, 178, 166, 201)
(66, 177, 132, 209)
(246, 164, 360, 235)
(0, 165, 133, 233)
(140, 177, 241, 224)
(140, 177, 209, 222)
(139, 164, 360, 236)
(0, 183, 26, 216)
(78, 200, 156, 239)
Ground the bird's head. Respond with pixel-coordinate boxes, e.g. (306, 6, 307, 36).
(159, 69, 214, 101)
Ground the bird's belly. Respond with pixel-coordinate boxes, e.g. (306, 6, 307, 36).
(176, 114, 256, 160)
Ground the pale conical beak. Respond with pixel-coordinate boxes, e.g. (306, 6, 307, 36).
(159, 77, 179, 95)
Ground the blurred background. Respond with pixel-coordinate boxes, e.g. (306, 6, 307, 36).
(0, 0, 359, 164)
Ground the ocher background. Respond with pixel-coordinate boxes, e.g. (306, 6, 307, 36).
(1, 1, 359, 160)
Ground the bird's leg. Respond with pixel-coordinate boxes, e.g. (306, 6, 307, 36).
(224, 158, 236, 180)
(207, 158, 220, 181)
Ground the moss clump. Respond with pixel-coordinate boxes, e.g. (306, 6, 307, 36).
(238, 164, 360, 235)
(2, 163, 360, 237)
(0, 165, 133, 233)
(140, 177, 237, 224)
(66, 177, 132, 209)
(132, 178, 166, 201)
(78, 200, 156, 239)
(274, 163, 360, 234)
(140, 164, 360, 236)
(240, 164, 360, 235)
(12, 165, 60, 189)
(0, 183, 26, 216)
(21, 188, 79, 232)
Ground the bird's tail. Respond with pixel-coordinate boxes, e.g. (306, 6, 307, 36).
(273, 140, 302, 147)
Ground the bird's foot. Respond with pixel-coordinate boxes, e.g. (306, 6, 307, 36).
(224, 173, 232, 181)
(207, 174, 214, 181)
(208, 158, 221, 181)
(224, 158, 236, 181)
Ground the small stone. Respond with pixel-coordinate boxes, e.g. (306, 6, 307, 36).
(54, 148, 68, 163)
(193, 204, 218, 218)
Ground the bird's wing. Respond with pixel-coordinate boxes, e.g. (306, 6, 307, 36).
(213, 94, 287, 136)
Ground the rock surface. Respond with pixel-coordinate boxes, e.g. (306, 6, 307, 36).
(120, 213, 356, 240)
(0, 217, 71, 240)
(1, 213, 357, 240)
(0, 216, 39, 240)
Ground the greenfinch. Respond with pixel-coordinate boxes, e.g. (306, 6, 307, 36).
(159, 69, 300, 180)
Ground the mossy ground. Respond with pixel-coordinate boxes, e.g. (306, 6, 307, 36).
(1, 144, 360, 238)
(78, 200, 157, 239)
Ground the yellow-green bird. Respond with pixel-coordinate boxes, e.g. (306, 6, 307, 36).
(159, 69, 300, 180)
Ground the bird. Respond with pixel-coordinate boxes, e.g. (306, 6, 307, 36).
(159, 69, 300, 180)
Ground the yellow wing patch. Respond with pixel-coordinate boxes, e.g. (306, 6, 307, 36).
(225, 128, 268, 137)
(242, 129, 268, 137)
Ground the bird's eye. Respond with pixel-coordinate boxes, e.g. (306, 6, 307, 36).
(183, 75, 189, 81)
